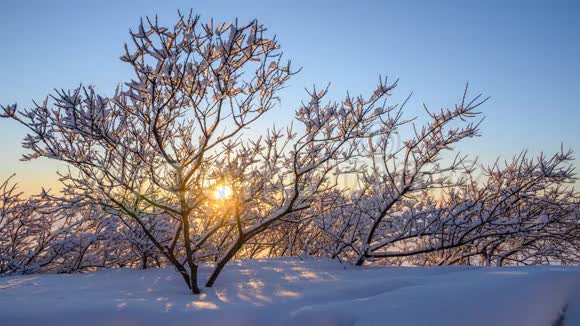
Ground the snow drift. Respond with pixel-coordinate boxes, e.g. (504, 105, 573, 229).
(1, 258, 579, 326)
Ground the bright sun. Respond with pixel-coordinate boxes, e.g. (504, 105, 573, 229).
(214, 185, 233, 200)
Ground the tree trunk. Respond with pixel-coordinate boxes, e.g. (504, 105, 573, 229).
(206, 237, 244, 287)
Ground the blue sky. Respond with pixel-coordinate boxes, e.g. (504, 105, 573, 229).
(0, 0, 579, 193)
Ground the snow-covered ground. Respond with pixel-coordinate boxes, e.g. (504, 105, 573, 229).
(1, 258, 579, 326)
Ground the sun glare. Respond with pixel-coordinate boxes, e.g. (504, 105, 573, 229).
(214, 185, 233, 200)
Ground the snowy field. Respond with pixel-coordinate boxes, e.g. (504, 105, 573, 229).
(1, 258, 579, 326)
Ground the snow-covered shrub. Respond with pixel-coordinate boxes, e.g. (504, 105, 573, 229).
(0, 177, 169, 275)
(0, 176, 56, 274)
(313, 150, 579, 266)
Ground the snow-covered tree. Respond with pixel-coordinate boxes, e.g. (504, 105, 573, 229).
(2, 12, 293, 292)
(0, 176, 164, 275)
(315, 149, 579, 266)
(307, 86, 487, 265)
(428, 150, 579, 266)
(0, 176, 57, 274)
(1, 12, 393, 292)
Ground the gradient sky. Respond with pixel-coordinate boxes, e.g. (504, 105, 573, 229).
(0, 0, 579, 193)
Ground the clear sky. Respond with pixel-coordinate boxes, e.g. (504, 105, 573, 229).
(0, 0, 579, 193)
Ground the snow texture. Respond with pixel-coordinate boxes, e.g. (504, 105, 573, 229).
(1, 258, 579, 326)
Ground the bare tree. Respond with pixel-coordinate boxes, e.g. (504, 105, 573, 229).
(309, 86, 486, 265)
(429, 150, 579, 266)
(1, 12, 295, 293)
(0, 175, 56, 274)
(316, 148, 579, 266)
